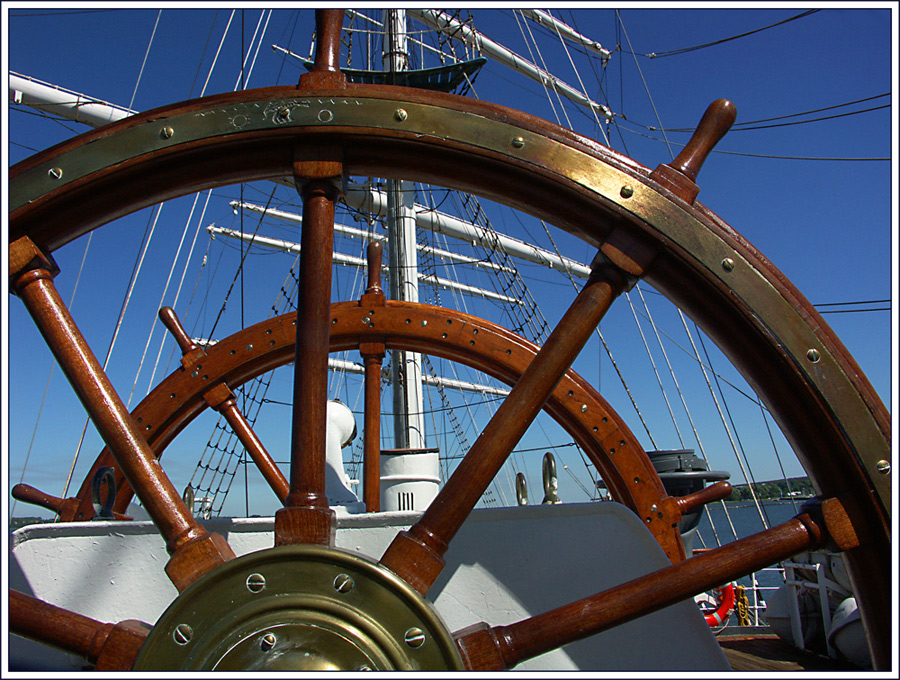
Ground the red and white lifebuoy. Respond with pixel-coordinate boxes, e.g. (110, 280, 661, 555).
(700, 583, 736, 627)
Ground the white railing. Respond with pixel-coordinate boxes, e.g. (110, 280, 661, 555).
(782, 559, 850, 659)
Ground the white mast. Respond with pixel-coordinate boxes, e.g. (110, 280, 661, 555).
(206, 225, 523, 305)
(383, 10, 426, 451)
(9, 72, 135, 127)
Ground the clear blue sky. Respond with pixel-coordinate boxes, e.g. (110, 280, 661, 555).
(4, 6, 895, 518)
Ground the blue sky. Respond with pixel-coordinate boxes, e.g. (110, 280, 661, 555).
(4, 6, 896, 518)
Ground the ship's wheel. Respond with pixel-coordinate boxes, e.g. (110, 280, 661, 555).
(8, 10, 890, 671)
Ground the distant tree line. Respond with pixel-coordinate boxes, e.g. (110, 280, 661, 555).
(727, 476, 814, 501)
(9, 516, 46, 530)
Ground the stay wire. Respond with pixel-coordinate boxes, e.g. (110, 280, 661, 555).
(626, 10, 820, 58)
(615, 123, 890, 161)
(636, 285, 707, 458)
(645, 93, 890, 132)
(696, 330, 770, 530)
(60, 204, 163, 504)
(543, 8, 610, 144)
(128, 9, 161, 110)
(616, 10, 674, 159)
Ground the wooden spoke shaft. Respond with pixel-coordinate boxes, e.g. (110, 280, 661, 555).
(299, 10, 347, 89)
(311, 9, 344, 72)
(649, 98, 736, 204)
(204, 383, 290, 504)
(454, 511, 825, 670)
(9, 590, 149, 670)
(362, 354, 384, 511)
(12, 482, 131, 520)
(361, 241, 386, 513)
(276, 175, 341, 545)
(160, 307, 289, 504)
(10, 238, 233, 590)
(380, 262, 630, 594)
(676, 480, 732, 515)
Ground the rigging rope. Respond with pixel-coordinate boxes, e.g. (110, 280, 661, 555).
(514, 9, 571, 130)
(60, 204, 163, 502)
(625, 290, 685, 447)
(615, 10, 674, 159)
(636, 285, 707, 455)
(126, 193, 204, 409)
(147, 192, 212, 388)
(127, 9, 161, 110)
(676, 312, 740, 541)
(695, 330, 769, 530)
(541, 8, 611, 144)
(615, 123, 890, 161)
(647, 93, 891, 132)
(633, 10, 820, 59)
(200, 10, 235, 97)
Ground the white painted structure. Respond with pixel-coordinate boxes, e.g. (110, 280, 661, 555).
(206, 225, 522, 305)
(380, 449, 441, 512)
(9, 72, 135, 127)
(324, 400, 363, 510)
(9, 502, 730, 671)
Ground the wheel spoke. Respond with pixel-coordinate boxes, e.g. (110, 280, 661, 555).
(159, 306, 291, 504)
(9, 589, 150, 670)
(9, 237, 234, 591)
(360, 242, 387, 512)
(453, 506, 832, 670)
(380, 254, 644, 594)
(274, 163, 343, 545)
(210, 384, 291, 504)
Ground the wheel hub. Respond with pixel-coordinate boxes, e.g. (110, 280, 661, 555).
(134, 545, 463, 670)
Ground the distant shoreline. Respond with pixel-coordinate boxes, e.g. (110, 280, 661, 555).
(722, 498, 810, 508)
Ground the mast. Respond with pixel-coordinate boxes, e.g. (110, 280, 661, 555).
(383, 9, 426, 451)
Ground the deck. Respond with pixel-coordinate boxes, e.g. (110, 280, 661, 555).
(718, 633, 859, 672)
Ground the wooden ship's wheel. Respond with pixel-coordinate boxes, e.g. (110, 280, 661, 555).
(8, 10, 890, 671)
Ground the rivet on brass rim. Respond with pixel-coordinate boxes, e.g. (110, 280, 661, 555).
(333, 573, 354, 593)
(806, 349, 821, 363)
(620, 185, 634, 198)
(394, 108, 408, 122)
(721, 258, 735, 272)
(173, 623, 193, 645)
(512, 136, 525, 148)
(246, 573, 266, 593)
(875, 460, 891, 475)
(404, 628, 426, 648)
(161, 126, 174, 139)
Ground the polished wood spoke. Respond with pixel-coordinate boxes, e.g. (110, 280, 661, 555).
(210, 384, 290, 504)
(274, 167, 342, 546)
(273, 8, 347, 545)
(380, 260, 634, 594)
(453, 508, 830, 670)
(360, 242, 387, 512)
(9, 237, 234, 591)
(159, 306, 290, 504)
(9, 589, 150, 670)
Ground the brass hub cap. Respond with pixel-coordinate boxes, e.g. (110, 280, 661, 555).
(134, 545, 463, 670)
